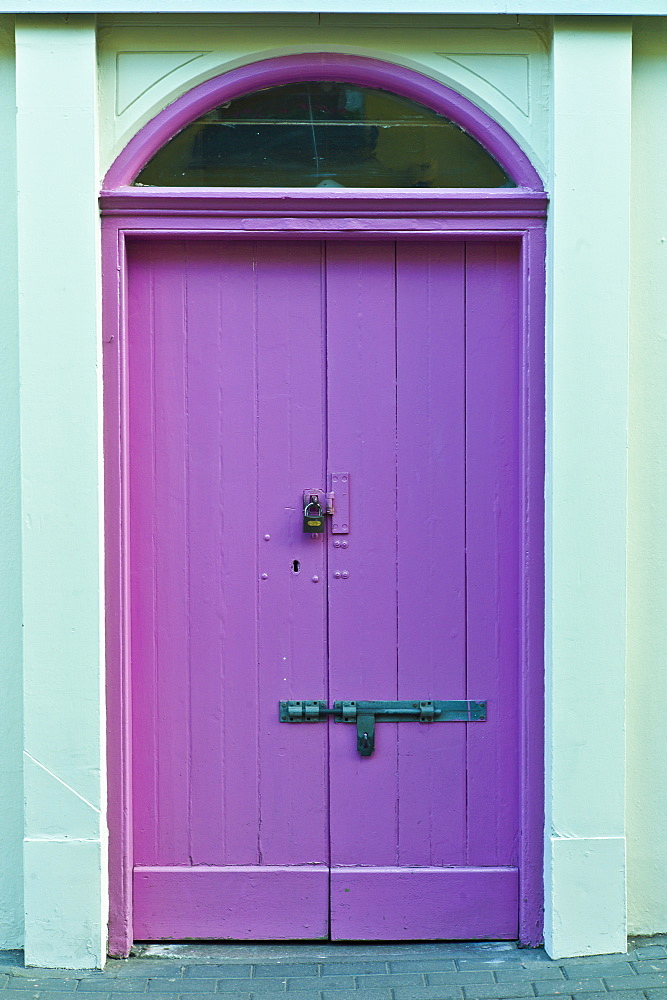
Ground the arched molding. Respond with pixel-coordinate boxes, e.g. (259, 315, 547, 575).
(103, 52, 544, 191)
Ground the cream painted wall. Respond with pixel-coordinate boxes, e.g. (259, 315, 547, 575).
(16, 15, 106, 969)
(0, 14, 24, 953)
(96, 13, 551, 184)
(545, 18, 631, 956)
(627, 17, 667, 936)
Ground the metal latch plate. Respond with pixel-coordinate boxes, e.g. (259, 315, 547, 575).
(279, 698, 486, 756)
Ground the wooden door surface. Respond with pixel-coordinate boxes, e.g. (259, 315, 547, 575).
(127, 238, 520, 940)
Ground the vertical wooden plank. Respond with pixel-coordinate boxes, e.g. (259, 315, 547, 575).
(185, 241, 260, 865)
(465, 241, 521, 866)
(395, 242, 467, 867)
(326, 241, 399, 868)
(255, 241, 329, 866)
(127, 241, 159, 866)
(130, 240, 191, 865)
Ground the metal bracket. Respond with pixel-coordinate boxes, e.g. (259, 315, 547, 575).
(329, 473, 350, 534)
(279, 700, 330, 723)
(279, 699, 486, 757)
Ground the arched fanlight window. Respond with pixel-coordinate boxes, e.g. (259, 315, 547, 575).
(134, 81, 514, 188)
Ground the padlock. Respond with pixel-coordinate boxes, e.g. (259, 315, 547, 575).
(303, 498, 325, 533)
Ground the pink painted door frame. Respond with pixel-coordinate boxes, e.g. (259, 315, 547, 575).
(101, 54, 547, 956)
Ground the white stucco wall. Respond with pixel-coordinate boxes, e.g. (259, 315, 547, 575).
(627, 16, 667, 937)
(0, 14, 24, 953)
(15, 15, 107, 969)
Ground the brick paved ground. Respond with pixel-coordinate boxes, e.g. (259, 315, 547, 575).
(2, 938, 667, 1000)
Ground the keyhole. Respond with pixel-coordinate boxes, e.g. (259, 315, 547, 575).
(292, 560, 300, 574)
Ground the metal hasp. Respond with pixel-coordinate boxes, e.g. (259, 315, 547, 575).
(329, 472, 350, 534)
(302, 475, 350, 533)
(279, 699, 487, 757)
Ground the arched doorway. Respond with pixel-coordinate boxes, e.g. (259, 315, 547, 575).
(103, 54, 546, 955)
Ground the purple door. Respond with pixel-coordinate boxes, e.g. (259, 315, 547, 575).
(128, 238, 520, 941)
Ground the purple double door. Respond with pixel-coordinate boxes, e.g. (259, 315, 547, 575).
(128, 238, 521, 941)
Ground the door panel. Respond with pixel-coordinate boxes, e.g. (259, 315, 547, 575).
(129, 240, 329, 938)
(128, 237, 521, 941)
(133, 868, 329, 940)
(330, 868, 518, 940)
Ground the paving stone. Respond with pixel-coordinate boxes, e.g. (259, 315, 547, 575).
(147, 983, 210, 994)
(495, 971, 565, 983)
(3, 994, 52, 1000)
(562, 967, 634, 980)
(183, 965, 252, 991)
(225, 981, 288, 995)
(321, 964, 388, 977)
(35, 975, 106, 983)
(7, 981, 78, 992)
(221, 980, 286, 994)
(321, 992, 392, 1000)
(0, 978, 10, 989)
(171, 995, 249, 1000)
(393, 988, 464, 1000)
(77, 982, 148, 993)
(427, 973, 496, 988)
(534, 980, 605, 995)
(183, 968, 252, 980)
(560, 958, 630, 970)
(633, 949, 667, 961)
(143, 995, 212, 1000)
(607, 976, 667, 991)
(645, 991, 667, 1000)
(223, 979, 286, 1000)
(390, 962, 458, 974)
(355, 974, 424, 989)
(115, 995, 177, 1000)
(633, 963, 667, 975)
(286, 978, 354, 992)
(254, 966, 320, 980)
(456, 961, 526, 971)
(275, 993, 322, 1000)
(105, 969, 183, 981)
(570, 994, 642, 1000)
(462, 984, 535, 999)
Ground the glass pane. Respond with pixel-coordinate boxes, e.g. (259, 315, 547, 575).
(135, 82, 514, 188)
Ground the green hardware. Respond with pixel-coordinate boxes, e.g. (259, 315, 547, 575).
(279, 699, 487, 757)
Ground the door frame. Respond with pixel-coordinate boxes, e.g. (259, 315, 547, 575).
(101, 53, 547, 956)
